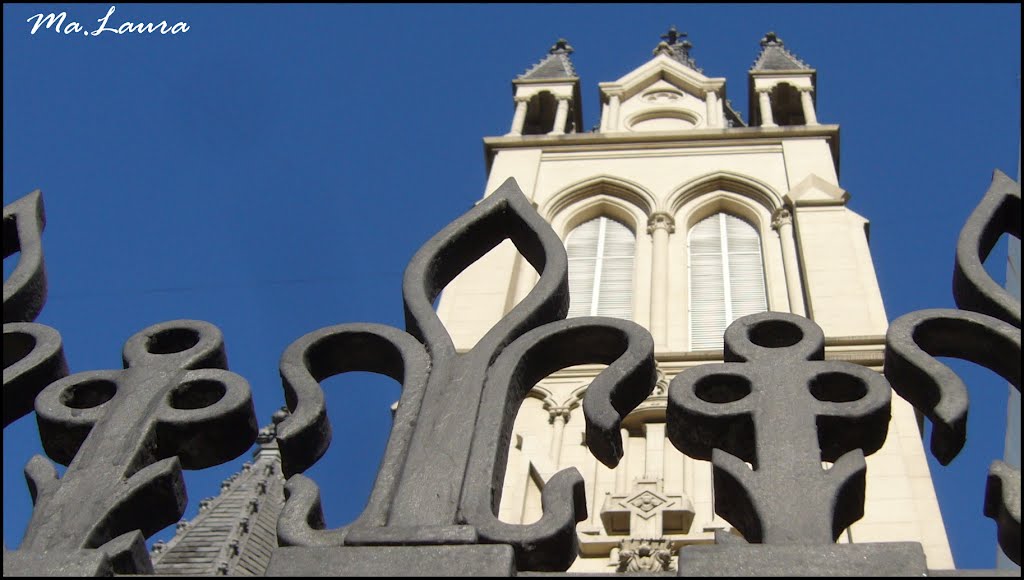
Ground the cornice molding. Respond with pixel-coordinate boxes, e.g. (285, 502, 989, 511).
(485, 124, 839, 151)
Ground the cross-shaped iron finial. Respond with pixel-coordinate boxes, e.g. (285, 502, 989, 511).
(661, 26, 686, 46)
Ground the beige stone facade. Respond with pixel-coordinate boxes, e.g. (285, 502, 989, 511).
(435, 34, 954, 573)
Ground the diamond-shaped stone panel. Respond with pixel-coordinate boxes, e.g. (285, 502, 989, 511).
(624, 489, 671, 520)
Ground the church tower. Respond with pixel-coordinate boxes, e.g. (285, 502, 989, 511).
(435, 30, 954, 573)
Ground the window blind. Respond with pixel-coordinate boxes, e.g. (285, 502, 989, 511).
(566, 216, 635, 319)
(689, 213, 767, 349)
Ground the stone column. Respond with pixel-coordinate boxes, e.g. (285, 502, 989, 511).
(644, 423, 666, 479)
(548, 406, 571, 465)
(508, 95, 530, 136)
(608, 94, 621, 132)
(757, 88, 776, 127)
(549, 96, 571, 135)
(615, 427, 630, 494)
(705, 89, 719, 128)
(799, 86, 818, 125)
(772, 208, 806, 316)
(647, 212, 675, 347)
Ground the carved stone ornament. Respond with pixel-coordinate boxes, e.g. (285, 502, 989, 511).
(646, 211, 676, 235)
(770, 207, 792, 231)
(616, 538, 674, 572)
(644, 91, 682, 103)
(548, 405, 572, 423)
(653, 365, 669, 395)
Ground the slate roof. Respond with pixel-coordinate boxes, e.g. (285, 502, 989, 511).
(652, 26, 703, 73)
(517, 39, 577, 81)
(149, 411, 288, 576)
(751, 31, 812, 71)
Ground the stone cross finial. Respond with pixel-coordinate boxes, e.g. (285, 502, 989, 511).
(661, 25, 687, 46)
(654, 26, 697, 68)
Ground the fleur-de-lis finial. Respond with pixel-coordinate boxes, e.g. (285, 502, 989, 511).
(269, 178, 656, 574)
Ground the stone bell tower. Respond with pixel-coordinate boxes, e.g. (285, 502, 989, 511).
(435, 29, 954, 573)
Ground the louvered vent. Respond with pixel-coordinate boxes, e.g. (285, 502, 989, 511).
(689, 213, 767, 349)
(566, 216, 635, 319)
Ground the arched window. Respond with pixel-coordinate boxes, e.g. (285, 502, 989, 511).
(688, 213, 767, 349)
(566, 216, 635, 319)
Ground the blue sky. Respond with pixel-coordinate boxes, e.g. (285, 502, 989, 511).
(3, 3, 1020, 570)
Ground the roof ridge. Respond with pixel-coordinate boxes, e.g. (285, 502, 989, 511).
(750, 31, 812, 71)
(517, 38, 577, 81)
(150, 408, 289, 576)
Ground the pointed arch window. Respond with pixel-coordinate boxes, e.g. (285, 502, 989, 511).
(688, 213, 768, 349)
(566, 216, 635, 319)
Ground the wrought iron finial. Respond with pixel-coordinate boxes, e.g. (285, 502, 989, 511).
(884, 170, 1021, 565)
(6, 320, 258, 575)
(3, 191, 69, 427)
(269, 177, 656, 574)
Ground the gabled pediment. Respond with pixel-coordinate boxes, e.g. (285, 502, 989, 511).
(600, 54, 725, 102)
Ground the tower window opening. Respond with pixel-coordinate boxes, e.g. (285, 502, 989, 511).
(522, 92, 558, 135)
(769, 83, 806, 126)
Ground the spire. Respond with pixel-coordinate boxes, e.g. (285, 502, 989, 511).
(517, 38, 577, 81)
(652, 26, 702, 72)
(150, 408, 290, 576)
(751, 31, 812, 71)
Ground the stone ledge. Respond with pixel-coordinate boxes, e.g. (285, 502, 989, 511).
(264, 544, 516, 577)
(676, 542, 928, 576)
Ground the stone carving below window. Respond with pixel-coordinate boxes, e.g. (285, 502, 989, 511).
(615, 539, 674, 572)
